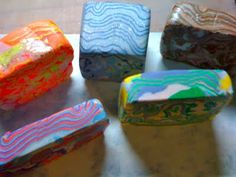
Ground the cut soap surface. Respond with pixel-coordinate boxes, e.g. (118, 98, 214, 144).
(0, 20, 74, 110)
(119, 70, 233, 125)
(160, 2, 236, 76)
(0, 99, 109, 175)
(79, 2, 150, 81)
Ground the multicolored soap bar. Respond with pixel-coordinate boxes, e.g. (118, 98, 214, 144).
(80, 2, 150, 82)
(160, 2, 236, 76)
(119, 70, 233, 125)
(0, 20, 73, 110)
(0, 99, 109, 175)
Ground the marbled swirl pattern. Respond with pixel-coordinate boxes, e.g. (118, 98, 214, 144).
(80, 2, 150, 81)
(0, 20, 74, 110)
(0, 99, 109, 175)
(119, 70, 233, 125)
(161, 2, 236, 76)
(168, 2, 236, 36)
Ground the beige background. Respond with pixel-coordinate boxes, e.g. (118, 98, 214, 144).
(0, 0, 235, 33)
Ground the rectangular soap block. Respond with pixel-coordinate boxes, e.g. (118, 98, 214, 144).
(79, 2, 150, 82)
(0, 20, 74, 110)
(119, 70, 233, 125)
(160, 2, 236, 76)
(0, 99, 109, 175)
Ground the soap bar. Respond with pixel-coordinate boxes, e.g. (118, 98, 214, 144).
(80, 2, 150, 82)
(160, 2, 236, 76)
(0, 20, 74, 110)
(119, 70, 233, 125)
(0, 99, 109, 175)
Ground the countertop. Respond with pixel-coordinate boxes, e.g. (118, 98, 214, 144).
(0, 33, 236, 177)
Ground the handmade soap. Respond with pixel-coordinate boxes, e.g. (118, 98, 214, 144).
(0, 20, 73, 110)
(160, 2, 236, 76)
(0, 99, 109, 175)
(119, 70, 233, 125)
(80, 2, 150, 81)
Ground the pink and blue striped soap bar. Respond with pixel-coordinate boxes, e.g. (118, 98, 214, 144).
(0, 99, 109, 175)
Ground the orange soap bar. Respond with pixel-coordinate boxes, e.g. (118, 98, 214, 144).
(0, 20, 74, 110)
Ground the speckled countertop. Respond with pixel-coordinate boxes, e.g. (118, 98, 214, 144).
(0, 33, 236, 177)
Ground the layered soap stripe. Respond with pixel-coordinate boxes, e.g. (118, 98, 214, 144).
(1, 20, 63, 46)
(122, 70, 233, 103)
(0, 99, 107, 165)
(80, 2, 150, 55)
(168, 2, 236, 36)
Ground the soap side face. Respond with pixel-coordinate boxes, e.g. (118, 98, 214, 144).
(0, 20, 74, 110)
(160, 2, 236, 76)
(119, 70, 233, 125)
(80, 53, 145, 81)
(79, 2, 150, 81)
(0, 99, 109, 175)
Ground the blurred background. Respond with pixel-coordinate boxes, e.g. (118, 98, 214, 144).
(0, 0, 235, 34)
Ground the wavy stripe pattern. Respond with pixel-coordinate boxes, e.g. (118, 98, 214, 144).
(168, 2, 236, 36)
(80, 2, 150, 55)
(119, 70, 233, 125)
(0, 99, 108, 165)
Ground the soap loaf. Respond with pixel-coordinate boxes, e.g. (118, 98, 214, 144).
(119, 70, 233, 125)
(0, 20, 74, 110)
(0, 99, 109, 175)
(79, 2, 150, 81)
(160, 2, 236, 76)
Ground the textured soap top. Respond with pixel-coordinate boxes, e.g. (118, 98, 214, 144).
(121, 70, 233, 104)
(80, 2, 150, 56)
(0, 20, 73, 79)
(0, 99, 107, 165)
(167, 2, 236, 36)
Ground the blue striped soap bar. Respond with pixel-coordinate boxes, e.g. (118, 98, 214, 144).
(79, 2, 151, 82)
